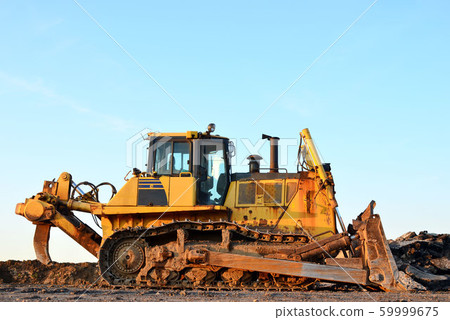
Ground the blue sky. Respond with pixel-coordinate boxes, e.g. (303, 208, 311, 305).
(1, 0, 449, 262)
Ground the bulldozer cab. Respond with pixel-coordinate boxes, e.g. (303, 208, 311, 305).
(147, 131, 231, 206)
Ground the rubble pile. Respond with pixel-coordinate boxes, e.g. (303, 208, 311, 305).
(389, 231, 449, 291)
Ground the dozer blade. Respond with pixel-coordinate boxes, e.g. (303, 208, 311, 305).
(33, 223, 52, 265)
(352, 201, 406, 292)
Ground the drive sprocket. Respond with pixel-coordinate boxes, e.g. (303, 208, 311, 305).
(99, 235, 146, 284)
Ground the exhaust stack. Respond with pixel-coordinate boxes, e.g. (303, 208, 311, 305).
(262, 134, 279, 173)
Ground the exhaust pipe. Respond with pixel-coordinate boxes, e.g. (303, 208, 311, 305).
(262, 134, 279, 173)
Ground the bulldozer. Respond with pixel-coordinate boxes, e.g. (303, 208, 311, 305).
(16, 125, 405, 291)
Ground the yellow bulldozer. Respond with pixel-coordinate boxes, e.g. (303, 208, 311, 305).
(16, 125, 405, 291)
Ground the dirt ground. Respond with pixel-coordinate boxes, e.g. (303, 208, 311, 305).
(0, 283, 448, 302)
(0, 259, 448, 302)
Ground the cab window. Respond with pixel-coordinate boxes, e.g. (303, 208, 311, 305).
(155, 141, 172, 175)
(172, 141, 190, 174)
(154, 140, 190, 175)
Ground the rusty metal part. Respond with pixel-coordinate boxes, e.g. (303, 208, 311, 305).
(186, 249, 207, 264)
(255, 233, 350, 262)
(221, 268, 253, 285)
(149, 268, 178, 285)
(221, 229, 231, 250)
(177, 229, 187, 253)
(49, 211, 101, 258)
(205, 250, 369, 285)
(61, 199, 93, 213)
(16, 194, 57, 222)
(326, 257, 363, 269)
(292, 233, 351, 261)
(352, 201, 405, 292)
(33, 223, 52, 265)
(16, 197, 101, 260)
(262, 134, 280, 173)
(184, 268, 215, 285)
(270, 275, 316, 288)
(111, 239, 145, 275)
(23, 200, 55, 221)
(40, 172, 72, 200)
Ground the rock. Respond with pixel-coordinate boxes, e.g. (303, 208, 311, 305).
(405, 265, 447, 282)
(389, 239, 426, 252)
(404, 265, 449, 290)
(397, 271, 426, 291)
(395, 231, 417, 242)
(430, 257, 450, 272)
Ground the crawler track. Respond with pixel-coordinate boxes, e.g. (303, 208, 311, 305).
(99, 221, 319, 290)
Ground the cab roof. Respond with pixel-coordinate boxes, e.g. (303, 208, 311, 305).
(147, 131, 228, 140)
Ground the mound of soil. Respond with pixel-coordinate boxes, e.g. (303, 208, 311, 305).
(0, 260, 100, 286)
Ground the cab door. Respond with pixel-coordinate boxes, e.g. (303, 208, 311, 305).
(167, 141, 196, 206)
(193, 139, 229, 205)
